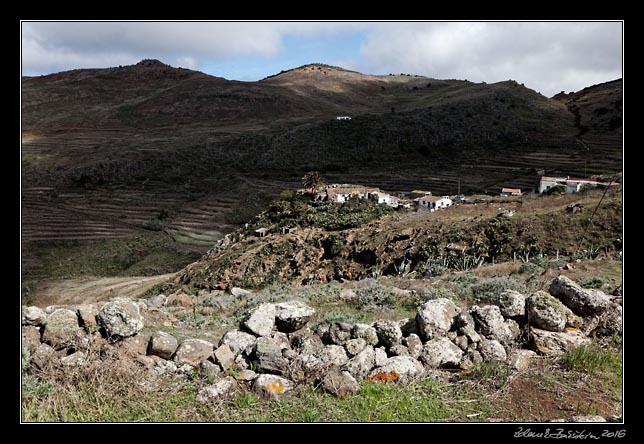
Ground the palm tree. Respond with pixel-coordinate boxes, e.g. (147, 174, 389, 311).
(302, 171, 325, 191)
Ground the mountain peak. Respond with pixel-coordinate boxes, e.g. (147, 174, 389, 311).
(135, 59, 170, 68)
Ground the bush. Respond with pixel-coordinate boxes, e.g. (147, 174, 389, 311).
(353, 285, 399, 309)
(470, 276, 526, 303)
(562, 344, 621, 375)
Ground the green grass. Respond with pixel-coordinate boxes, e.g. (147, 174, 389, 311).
(562, 344, 622, 375)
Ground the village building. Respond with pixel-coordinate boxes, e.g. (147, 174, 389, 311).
(500, 187, 522, 197)
(416, 195, 453, 210)
(336, 116, 352, 121)
(409, 190, 432, 199)
(538, 176, 608, 194)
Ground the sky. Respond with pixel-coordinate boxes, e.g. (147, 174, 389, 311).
(21, 21, 623, 97)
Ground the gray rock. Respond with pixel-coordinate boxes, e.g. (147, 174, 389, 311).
(388, 344, 410, 357)
(253, 374, 294, 400)
(466, 349, 483, 365)
(526, 291, 576, 332)
(321, 368, 360, 398)
(60, 351, 87, 367)
(446, 331, 457, 341)
(235, 369, 258, 382)
(585, 303, 622, 337)
(96, 298, 144, 339)
(572, 415, 607, 423)
(200, 360, 223, 379)
(173, 338, 214, 367)
(530, 327, 590, 355)
(478, 339, 507, 363)
(374, 347, 388, 367)
(344, 338, 367, 357)
(42, 309, 82, 350)
(31, 343, 56, 370)
(460, 325, 482, 343)
(368, 356, 425, 384)
(22, 306, 47, 326)
(419, 337, 464, 369)
(231, 287, 252, 297)
(291, 328, 325, 354)
(76, 305, 99, 333)
(153, 359, 179, 377)
(454, 335, 469, 351)
(268, 332, 291, 350)
(196, 377, 238, 403)
(22, 326, 41, 354)
(344, 346, 376, 379)
(148, 331, 178, 360)
(373, 319, 403, 348)
(320, 344, 349, 367)
(252, 336, 288, 375)
(242, 303, 276, 337)
(289, 352, 324, 383)
(498, 290, 526, 318)
(351, 323, 379, 346)
(339, 288, 357, 302)
(470, 305, 519, 346)
(398, 317, 420, 337)
(549, 275, 610, 316)
(403, 334, 423, 359)
(220, 330, 257, 356)
(416, 298, 461, 341)
(146, 294, 167, 308)
(214, 344, 236, 371)
(274, 301, 315, 333)
(327, 322, 352, 346)
(507, 349, 536, 371)
(454, 312, 475, 329)
(235, 354, 249, 370)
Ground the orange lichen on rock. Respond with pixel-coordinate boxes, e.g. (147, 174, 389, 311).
(367, 370, 400, 383)
(265, 381, 285, 394)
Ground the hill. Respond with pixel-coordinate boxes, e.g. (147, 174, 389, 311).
(21, 60, 622, 282)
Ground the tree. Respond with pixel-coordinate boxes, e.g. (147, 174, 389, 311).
(302, 171, 325, 191)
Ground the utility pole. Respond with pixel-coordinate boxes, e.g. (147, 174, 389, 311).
(458, 178, 461, 196)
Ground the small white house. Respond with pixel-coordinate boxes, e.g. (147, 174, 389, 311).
(539, 176, 567, 194)
(416, 195, 452, 210)
(336, 116, 352, 121)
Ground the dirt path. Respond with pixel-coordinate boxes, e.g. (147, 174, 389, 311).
(32, 273, 177, 307)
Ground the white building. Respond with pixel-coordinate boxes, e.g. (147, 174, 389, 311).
(539, 176, 603, 194)
(538, 176, 568, 193)
(416, 195, 453, 211)
(336, 116, 352, 121)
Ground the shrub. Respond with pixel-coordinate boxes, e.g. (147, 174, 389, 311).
(470, 276, 526, 303)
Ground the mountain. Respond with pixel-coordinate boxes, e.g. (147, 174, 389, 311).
(21, 60, 622, 280)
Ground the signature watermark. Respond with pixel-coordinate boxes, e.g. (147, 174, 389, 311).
(514, 427, 626, 440)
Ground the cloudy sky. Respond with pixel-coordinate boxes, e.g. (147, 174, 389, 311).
(21, 21, 622, 97)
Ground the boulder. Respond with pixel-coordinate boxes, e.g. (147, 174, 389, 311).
(498, 290, 526, 319)
(268, 332, 291, 350)
(368, 356, 425, 384)
(320, 345, 349, 368)
(320, 368, 360, 398)
(148, 331, 179, 360)
(289, 352, 324, 383)
(549, 275, 610, 316)
(22, 306, 47, 326)
(339, 288, 357, 302)
(166, 292, 196, 308)
(454, 311, 475, 329)
(327, 322, 352, 346)
(530, 327, 591, 355)
(96, 298, 144, 339)
(30, 343, 56, 370)
(470, 305, 519, 345)
(398, 318, 420, 337)
(235, 369, 258, 382)
(344, 338, 367, 357)
(242, 303, 276, 337)
(153, 359, 179, 377)
(274, 301, 315, 333)
(117, 335, 148, 357)
(464, 349, 483, 368)
(374, 347, 388, 367)
(460, 325, 482, 344)
(253, 374, 294, 400)
(231, 287, 252, 297)
(77, 305, 99, 332)
(344, 346, 376, 379)
(419, 337, 463, 369)
(526, 291, 579, 332)
(416, 298, 460, 341)
(453, 335, 469, 351)
(200, 360, 223, 379)
(373, 319, 403, 348)
(388, 344, 410, 357)
(478, 339, 507, 363)
(22, 326, 41, 354)
(291, 328, 325, 355)
(507, 349, 536, 371)
(403, 334, 423, 359)
(146, 294, 167, 308)
(173, 338, 214, 367)
(60, 351, 87, 367)
(584, 303, 622, 337)
(220, 330, 257, 356)
(252, 337, 288, 375)
(351, 323, 379, 346)
(42, 309, 82, 350)
(214, 344, 236, 371)
(196, 377, 238, 403)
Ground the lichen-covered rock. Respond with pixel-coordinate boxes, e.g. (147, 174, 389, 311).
(526, 291, 577, 332)
(42, 309, 82, 350)
(274, 301, 315, 333)
(403, 334, 423, 359)
(253, 374, 294, 400)
(214, 344, 236, 371)
(374, 347, 388, 367)
(148, 331, 178, 360)
(77, 305, 99, 332)
(530, 327, 591, 355)
(268, 332, 291, 350)
(291, 328, 325, 355)
(173, 338, 214, 367)
(153, 359, 179, 377)
(196, 377, 238, 403)
(146, 294, 167, 308)
(584, 303, 622, 337)
(200, 360, 223, 379)
(373, 319, 403, 348)
(351, 323, 379, 346)
(220, 330, 257, 356)
(419, 337, 464, 369)
(320, 344, 349, 367)
(60, 351, 87, 367)
(398, 317, 420, 337)
(470, 305, 519, 345)
(235, 369, 258, 382)
(416, 298, 461, 341)
(507, 349, 536, 371)
(368, 356, 425, 384)
(166, 292, 196, 308)
(344, 338, 367, 357)
(344, 346, 375, 379)
(549, 275, 610, 316)
(327, 322, 352, 346)
(22, 306, 47, 326)
(498, 290, 526, 318)
(389, 344, 410, 357)
(96, 298, 144, 339)
(242, 303, 276, 337)
(22, 326, 41, 354)
(460, 325, 482, 344)
(31, 343, 56, 370)
(454, 311, 475, 329)
(321, 368, 360, 398)
(453, 335, 469, 351)
(252, 337, 288, 375)
(478, 339, 507, 363)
